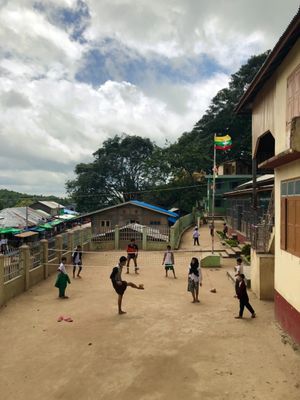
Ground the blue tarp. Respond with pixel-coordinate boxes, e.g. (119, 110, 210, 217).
(130, 200, 179, 218)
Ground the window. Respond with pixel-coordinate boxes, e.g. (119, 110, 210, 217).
(281, 178, 300, 257)
(150, 221, 161, 225)
(100, 220, 111, 228)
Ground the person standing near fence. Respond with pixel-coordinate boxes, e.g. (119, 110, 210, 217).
(55, 257, 71, 299)
(192, 227, 200, 246)
(72, 245, 83, 278)
(110, 256, 144, 315)
(162, 245, 177, 278)
(126, 238, 139, 274)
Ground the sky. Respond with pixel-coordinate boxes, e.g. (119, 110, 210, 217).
(0, 0, 299, 197)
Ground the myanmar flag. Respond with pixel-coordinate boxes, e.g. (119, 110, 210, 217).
(214, 134, 232, 150)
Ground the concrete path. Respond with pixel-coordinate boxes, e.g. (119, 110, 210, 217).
(179, 221, 225, 252)
(0, 249, 299, 400)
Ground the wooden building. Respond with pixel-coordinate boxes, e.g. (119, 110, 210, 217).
(236, 9, 300, 343)
(84, 200, 179, 236)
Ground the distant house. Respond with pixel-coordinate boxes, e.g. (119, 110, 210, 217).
(30, 201, 64, 217)
(205, 160, 252, 215)
(83, 200, 179, 236)
(236, 9, 300, 343)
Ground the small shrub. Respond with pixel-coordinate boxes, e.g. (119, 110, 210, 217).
(226, 239, 239, 247)
(216, 230, 226, 239)
(241, 244, 251, 257)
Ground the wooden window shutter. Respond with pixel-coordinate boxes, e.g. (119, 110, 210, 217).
(287, 197, 296, 254)
(295, 198, 300, 257)
(281, 197, 287, 250)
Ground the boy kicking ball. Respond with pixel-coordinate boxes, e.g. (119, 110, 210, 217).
(110, 256, 144, 315)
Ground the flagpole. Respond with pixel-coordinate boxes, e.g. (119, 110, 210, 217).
(212, 135, 216, 254)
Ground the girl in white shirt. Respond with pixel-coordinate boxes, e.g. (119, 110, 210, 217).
(187, 257, 202, 303)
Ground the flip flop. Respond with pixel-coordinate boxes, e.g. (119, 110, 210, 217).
(57, 316, 64, 322)
(64, 317, 73, 322)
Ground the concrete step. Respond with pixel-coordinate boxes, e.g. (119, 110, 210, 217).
(219, 251, 230, 259)
(232, 246, 242, 255)
(225, 248, 236, 257)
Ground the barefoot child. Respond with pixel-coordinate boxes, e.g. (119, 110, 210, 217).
(110, 256, 144, 315)
(162, 245, 176, 278)
(187, 257, 202, 303)
(55, 257, 71, 299)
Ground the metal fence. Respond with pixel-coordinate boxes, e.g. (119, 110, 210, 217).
(30, 242, 41, 270)
(3, 250, 22, 283)
(48, 237, 56, 261)
(92, 226, 115, 242)
(62, 232, 68, 251)
(250, 223, 274, 253)
(73, 230, 81, 247)
(146, 225, 170, 242)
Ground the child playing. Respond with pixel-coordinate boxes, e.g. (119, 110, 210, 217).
(110, 256, 144, 315)
(162, 245, 176, 278)
(72, 245, 83, 278)
(126, 238, 139, 274)
(234, 257, 244, 295)
(192, 227, 200, 246)
(187, 257, 202, 303)
(235, 274, 256, 319)
(55, 257, 71, 299)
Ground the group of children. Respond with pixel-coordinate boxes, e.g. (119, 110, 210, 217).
(54, 239, 255, 319)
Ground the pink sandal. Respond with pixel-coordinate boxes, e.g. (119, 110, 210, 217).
(57, 316, 64, 322)
(64, 317, 73, 322)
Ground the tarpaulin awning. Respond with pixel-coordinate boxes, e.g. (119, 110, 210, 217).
(0, 228, 22, 234)
(14, 231, 38, 238)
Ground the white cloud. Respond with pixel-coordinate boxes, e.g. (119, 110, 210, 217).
(85, 0, 299, 67)
(0, 0, 299, 196)
(0, 2, 85, 80)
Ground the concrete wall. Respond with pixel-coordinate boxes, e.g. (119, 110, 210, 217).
(251, 249, 274, 300)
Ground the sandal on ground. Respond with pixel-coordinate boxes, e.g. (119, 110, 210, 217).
(64, 317, 73, 322)
(57, 316, 64, 322)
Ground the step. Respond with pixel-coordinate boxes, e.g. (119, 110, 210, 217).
(219, 251, 230, 259)
(225, 248, 236, 257)
(232, 247, 242, 255)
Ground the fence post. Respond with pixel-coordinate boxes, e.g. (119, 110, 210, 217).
(142, 226, 147, 250)
(115, 225, 120, 250)
(40, 239, 48, 279)
(55, 235, 63, 264)
(0, 255, 4, 306)
(79, 227, 84, 248)
(20, 245, 30, 291)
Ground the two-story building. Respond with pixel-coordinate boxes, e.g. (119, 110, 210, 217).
(236, 9, 300, 343)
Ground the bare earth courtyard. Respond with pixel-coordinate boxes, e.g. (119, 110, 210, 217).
(0, 228, 300, 400)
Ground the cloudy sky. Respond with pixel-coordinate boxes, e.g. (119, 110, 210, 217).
(0, 0, 299, 196)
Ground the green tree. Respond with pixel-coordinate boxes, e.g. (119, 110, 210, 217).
(66, 134, 168, 212)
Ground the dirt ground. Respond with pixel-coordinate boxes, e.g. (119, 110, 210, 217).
(0, 226, 300, 400)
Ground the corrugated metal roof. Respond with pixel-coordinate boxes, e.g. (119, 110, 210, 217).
(37, 201, 64, 209)
(130, 200, 179, 217)
(0, 207, 46, 228)
(82, 201, 179, 219)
